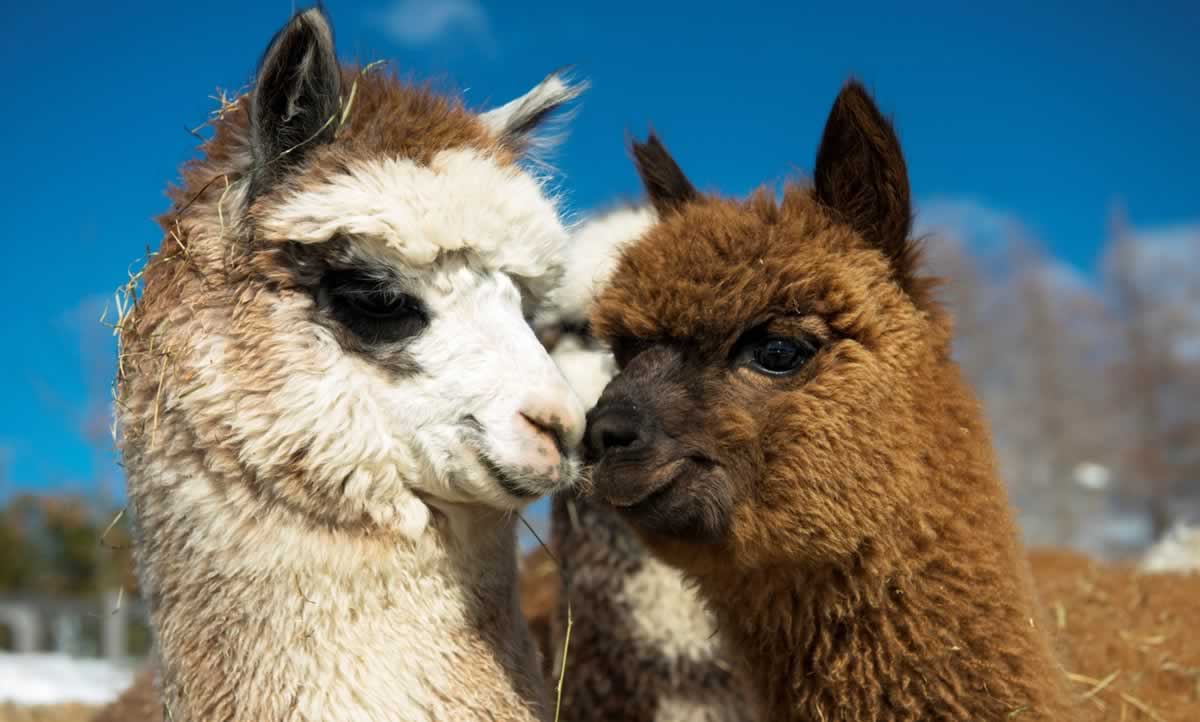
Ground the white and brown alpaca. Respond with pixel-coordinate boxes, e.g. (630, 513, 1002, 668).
(116, 8, 587, 722)
(583, 81, 1080, 721)
(529, 206, 756, 722)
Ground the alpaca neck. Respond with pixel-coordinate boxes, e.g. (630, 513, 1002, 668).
(711, 543, 1070, 722)
(132, 452, 548, 722)
(702, 413, 1072, 722)
(551, 496, 752, 722)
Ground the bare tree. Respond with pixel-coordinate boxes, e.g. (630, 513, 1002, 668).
(1104, 203, 1200, 537)
(924, 232, 994, 390)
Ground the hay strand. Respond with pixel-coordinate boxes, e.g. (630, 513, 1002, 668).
(1118, 692, 1166, 722)
(99, 507, 129, 550)
(519, 513, 571, 722)
(339, 60, 388, 131)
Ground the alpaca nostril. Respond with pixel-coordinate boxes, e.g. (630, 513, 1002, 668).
(520, 411, 566, 454)
(586, 409, 643, 458)
(602, 427, 639, 450)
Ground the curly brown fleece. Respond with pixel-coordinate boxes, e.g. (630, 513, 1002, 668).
(585, 80, 1075, 721)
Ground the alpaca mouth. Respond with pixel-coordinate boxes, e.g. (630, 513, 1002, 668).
(594, 454, 729, 543)
(462, 416, 552, 500)
(474, 448, 541, 500)
(594, 454, 714, 510)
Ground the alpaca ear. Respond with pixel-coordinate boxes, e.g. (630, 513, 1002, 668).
(250, 8, 342, 192)
(813, 79, 917, 291)
(631, 132, 698, 216)
(480, 70, 587, 157)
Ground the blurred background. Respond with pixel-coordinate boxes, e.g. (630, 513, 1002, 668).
(0, 0, 1197, 715)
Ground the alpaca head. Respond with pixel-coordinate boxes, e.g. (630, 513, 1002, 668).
(536, 204, 657, 407)
(585, 81, 955, 573)
(120, 8, 587, 540)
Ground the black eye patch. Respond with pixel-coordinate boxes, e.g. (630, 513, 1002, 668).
(321, 269, 428, 345)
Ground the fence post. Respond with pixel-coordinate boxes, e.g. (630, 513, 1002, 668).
(100, 588, 127, 660)
(52, 611, 83, 654)
(0, 602, 40, 653)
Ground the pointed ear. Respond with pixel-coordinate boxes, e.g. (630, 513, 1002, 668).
(813, 79, 918, 292)
(479, 70, 587, 157)
(250, 8, 342, 192)
(631, 132, 697, 216)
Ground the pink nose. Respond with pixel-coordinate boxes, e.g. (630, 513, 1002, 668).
(518, 410, 566, 471)
(512, 386, 586, 477)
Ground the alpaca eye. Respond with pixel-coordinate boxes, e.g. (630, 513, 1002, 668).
(322, 270, 427, 344)
(747, 337, 814, 376)
(341, 288, 415, 320)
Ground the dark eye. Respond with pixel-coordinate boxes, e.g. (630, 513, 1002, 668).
(745, 337, 815, 376)
(322, 270, 427, 344)
(341, 287, 413, 319)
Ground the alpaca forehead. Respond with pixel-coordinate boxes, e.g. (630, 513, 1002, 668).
(595, 252, 812, 346)
(258, 147, 567, 288)
(338, 242, 530, 309)
(594, 203, 876, 343)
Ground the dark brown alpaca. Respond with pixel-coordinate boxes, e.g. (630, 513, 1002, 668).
(584, 81, 1075, 721)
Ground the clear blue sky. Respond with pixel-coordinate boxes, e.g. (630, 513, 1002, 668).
(1, 1, 1197, 499)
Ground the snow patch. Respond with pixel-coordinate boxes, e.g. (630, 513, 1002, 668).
(0, 653, 136, 705)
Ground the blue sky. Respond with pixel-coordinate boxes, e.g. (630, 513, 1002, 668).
(1, 0, 1197, 503)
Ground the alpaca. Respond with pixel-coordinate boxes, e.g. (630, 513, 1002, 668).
(1139, 523, 1200, 573)
(529, 208, 645, 412)
(115, 8, 587, 721)
(536, 205, 654, 415)
(582, 80, 1078, 721)
(526, 206, 755, 722)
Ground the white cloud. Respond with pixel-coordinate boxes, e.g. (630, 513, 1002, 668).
(375, 0, 495, 52)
